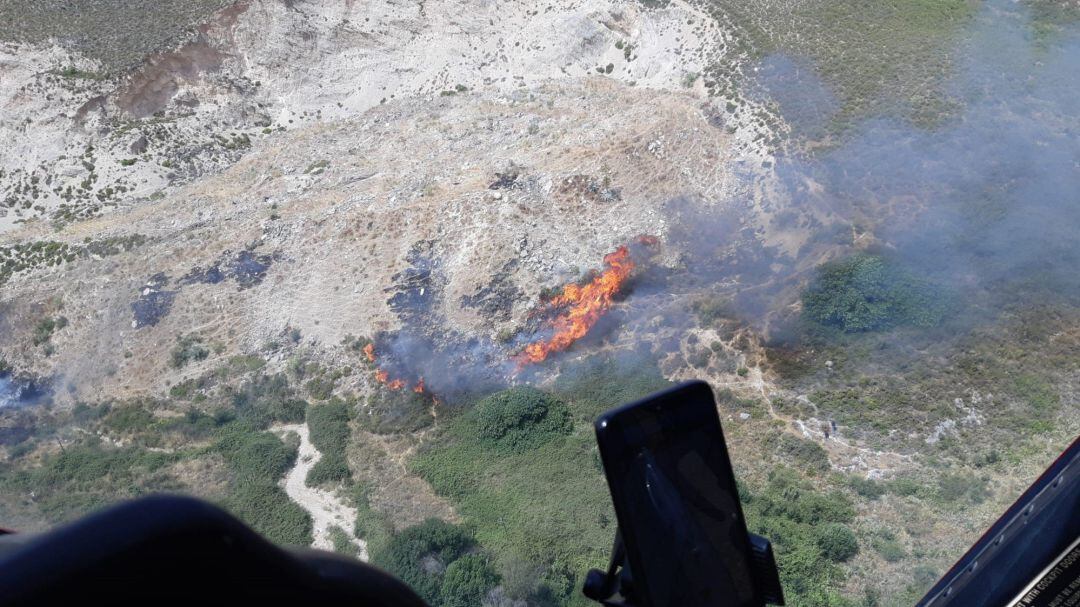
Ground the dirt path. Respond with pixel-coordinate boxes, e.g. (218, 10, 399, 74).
(272, 423, 368, 561)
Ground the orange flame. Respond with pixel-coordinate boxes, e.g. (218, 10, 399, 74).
(368, 343, 424, 393)
(515, 238, 653, 368)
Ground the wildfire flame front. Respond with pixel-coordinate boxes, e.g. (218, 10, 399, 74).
(514, 236, 657, 369)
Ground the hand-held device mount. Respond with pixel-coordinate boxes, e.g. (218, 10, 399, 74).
(585, 381, 784, 607)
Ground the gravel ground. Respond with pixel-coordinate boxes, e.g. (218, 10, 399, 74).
(272, 423, 368, 559)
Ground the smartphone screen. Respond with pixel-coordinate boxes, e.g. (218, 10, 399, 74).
(595, 381, 760, 607)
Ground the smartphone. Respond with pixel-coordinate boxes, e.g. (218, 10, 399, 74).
(595, 381, 761, 607)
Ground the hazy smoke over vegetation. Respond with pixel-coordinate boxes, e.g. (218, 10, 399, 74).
(767, 0, 1080, 323)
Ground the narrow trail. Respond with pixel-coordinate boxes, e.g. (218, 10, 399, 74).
(271, 423, 369, 561)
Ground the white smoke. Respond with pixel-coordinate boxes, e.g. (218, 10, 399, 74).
(0, 374, 19, 409)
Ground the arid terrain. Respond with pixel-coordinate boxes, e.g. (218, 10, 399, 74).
(2, 1, 1078, 605)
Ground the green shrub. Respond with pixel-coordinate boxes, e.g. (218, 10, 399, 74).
(229, 373, 307, 427)
(936, 471, 990, 504)
(305, 401, 351, 486)
(305, 376, 335, 400)
(221, 480, 312, 546)
(440, 554, 500, 607)
(872, 536, 906, 562)
(216, 426, 295, 482)
(360, 390, 433, 434)
(802, 254, 947, 332)
(692, 295, 735, 325)
(552, 353, 672, 420)
(816, 523, 859, 562)
(170, 334, 210, 368)
(755, 469, 855, 524)
(847, 475, 885, 500)
(214, 424, 312, 546)
(103, 403, 155, 434)
(329, 525, 358, 557)
(307, 456, 350, 486)
(777, 434, 830, 473)
(470, 387, 572, 454)
(741, 469, 857, 602)
(307, 401, 350, 453)
(352, 483, 394, 555)
(2, 442, 178, 522)
(370, 519, 475, 605)
(32, 316, 67, 345)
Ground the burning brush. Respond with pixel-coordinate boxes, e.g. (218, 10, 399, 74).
(514, 235, 659, 369)
(365, 342, 425, 394)
(360, 236, 659, 399)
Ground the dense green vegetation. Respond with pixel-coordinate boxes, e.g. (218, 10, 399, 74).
(351, 482, 395, 556)
(228, 372, 308, 427)
(371, 519, 495, 606)
(306, 401, 352, 486)
(215, 423, 312, 545)
(409, 356, 672, 606)
(742, 469, 859, 603)
(440, 554, 501, 607)
(700, 0, 978, 132)
(359, 389, 434, 434)
(471, 387, 572, 454)
(32, 316, 67, 346)
(802, 254, 947, 333)
(0, 237, 145, 288)
(1, 442, 181, 522)
(0, 0, 233, 73)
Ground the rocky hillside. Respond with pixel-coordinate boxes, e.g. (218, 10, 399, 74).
(2, 1, 1077, 606)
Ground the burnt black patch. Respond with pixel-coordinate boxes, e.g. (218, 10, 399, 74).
(386, 241, 443, 328)
(228, 250, 274, 289)
(131, 273, 176, 328)
(180, 264, 225, 285)
(460, 259, 522, 322)
(489, 169, 521, 190)
(179, 250, 278, 289)
(0, 371, 50, 410)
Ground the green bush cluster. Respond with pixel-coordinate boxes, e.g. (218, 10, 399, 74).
(871, 534, 907, 563)
(170, 334, 210, 369)
(440, 554, 501, 607)
(411, 379, 640, 605)
(742, 469, 859, 602)
(229, 372, 308, 428)
(351, 482, 394, 555)
(802, 254, 947, 333)
(329, 525, 359, 558)
(359, 390, 433, 434)
(936, 472, 990, 505)
(470, 387, 572, 454)
(215, 423, 312, 545)
(306, 401, 352, 487)
(305, 376, 335, 401)
(0, 237, 145, 287)
(2, 441, 179, 522)
(552, 354, 672, 420)
(816, 523, 859, 562)
(775, 433, 830, 473)
(692, 295, 736, 325)
(370, 519, 495, 606)
(32, 316, 68, 346)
